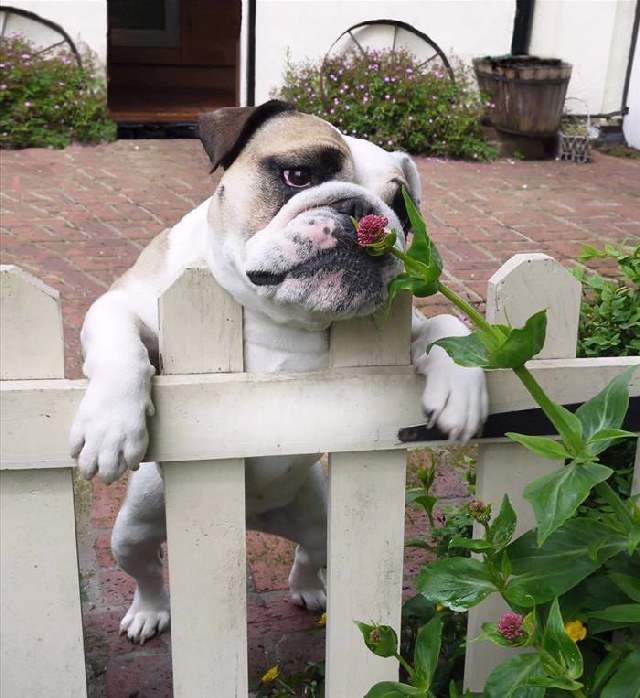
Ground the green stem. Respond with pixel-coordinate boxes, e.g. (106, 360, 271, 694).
(394, 653, 415, 680)
(572, 689, 587, 698)
(436, 281, 496, 339)
(275, 678, 296, 695)
(513, 365, 582, 453)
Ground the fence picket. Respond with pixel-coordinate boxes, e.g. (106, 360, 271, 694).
(0, 266, 86, 697)
(159, 267, 248, 697)
(325, 292, 412, 696)
(463, 253, 582, 691)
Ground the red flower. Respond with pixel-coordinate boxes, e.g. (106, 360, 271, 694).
(356, 214, 388, 246)
(497, 612, 525, 641)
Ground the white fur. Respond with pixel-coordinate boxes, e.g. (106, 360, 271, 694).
(70, 130, 487, 643)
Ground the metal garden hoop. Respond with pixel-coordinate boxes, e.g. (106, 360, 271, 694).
(0, 5, 83, 69)
(319, 19, 454, 112)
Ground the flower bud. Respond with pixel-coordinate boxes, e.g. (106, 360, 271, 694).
(497, 612, 526, 642)
(355, 214, 389, 246)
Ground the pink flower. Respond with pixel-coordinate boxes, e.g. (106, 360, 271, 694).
(356, 214, 388, 246)
(497, 612, 525, 642)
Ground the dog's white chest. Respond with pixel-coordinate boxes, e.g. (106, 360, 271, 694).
(242, 310, 329, 373)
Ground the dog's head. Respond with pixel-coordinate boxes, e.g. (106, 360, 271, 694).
(199, 100, 421, 327)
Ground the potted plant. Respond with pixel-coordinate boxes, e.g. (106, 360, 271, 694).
(473, 55, 572, 139)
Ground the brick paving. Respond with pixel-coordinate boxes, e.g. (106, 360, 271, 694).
(1, 141, 639, 696)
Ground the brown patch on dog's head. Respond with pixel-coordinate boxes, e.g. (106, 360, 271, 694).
(198, 100, 295, 170)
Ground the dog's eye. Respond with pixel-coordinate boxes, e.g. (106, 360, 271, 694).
(283, 168, 312, 188)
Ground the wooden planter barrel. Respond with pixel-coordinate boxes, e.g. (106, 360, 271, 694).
(473, 55, 572, 137)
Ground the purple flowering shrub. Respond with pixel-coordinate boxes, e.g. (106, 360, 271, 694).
(277, 48, 496, 161)
(0, 35, 116, 149)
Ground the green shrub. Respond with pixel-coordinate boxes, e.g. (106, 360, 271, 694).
(573, 243, 640, 358)
(0, 34, 116, 149)
(276, 48, 497, 161)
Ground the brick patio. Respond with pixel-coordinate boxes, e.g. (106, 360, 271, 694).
(1, 141, 639, 697)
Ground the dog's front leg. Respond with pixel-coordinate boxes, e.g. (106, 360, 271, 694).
(411, 309, 488, 442)
(70, 288, 157, 483)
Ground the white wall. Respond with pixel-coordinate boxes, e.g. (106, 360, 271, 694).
(255, 0, 516, 103)
(529, 0, 635, 115)
(623, 31, 640, 148)
(2, 1, 107, 67)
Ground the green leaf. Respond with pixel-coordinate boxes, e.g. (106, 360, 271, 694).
(414, 494, 438, 518)
(610, 572, 640, 602)
(405, 538, 434, 551)
(524, 461, 613, 545)
(385, 274, 438, 315)
(504, 518, 626, 607)
(575, 366, 637, 453)
(524, 675, 583, 690)
(506, 433, 570, 461)
(448, 535, 492, 552)
(484, 654, 545, 698)
(489, 495, 517, 551)
(591, 647, 629, 695)
(355, 622, 398, 658)
(601, 648, 640, 698)
(542, 598, 583, 680)
(432, 332, 491, 368)
(416, 558, 498, 611)
(588, 603, 640, 622)
(413, 616, 443, 691)
(402, 187, 442, 283)
(589, 427, 639, 443)
(490, 310, 547, 368)
(365, 682, 427, 698)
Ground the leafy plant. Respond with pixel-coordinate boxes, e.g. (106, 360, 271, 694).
(355, 193, 640, 698)
(572, 243, 640, 358)
(0, 34, 116, 149)
(276, 48, 496, 161)
(254, 661, 325, 697)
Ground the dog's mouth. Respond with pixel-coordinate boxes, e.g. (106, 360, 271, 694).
(246, 269, 287, 286)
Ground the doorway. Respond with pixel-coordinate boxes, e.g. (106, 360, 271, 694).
(107, 0, 242, 123)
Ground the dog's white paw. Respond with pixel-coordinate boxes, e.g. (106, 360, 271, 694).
(120, 591, 170, 644)
(70, 373, 154, 483)
(288, 548, 326, 611)
(417, 345, 488, 443)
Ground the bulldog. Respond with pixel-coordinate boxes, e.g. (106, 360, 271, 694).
(69, 100, 488, 644)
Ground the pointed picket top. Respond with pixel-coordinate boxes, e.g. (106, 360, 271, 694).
(158, 262, 243, 375)
(0, 265, 64, 379)
(486, 253, 581, 360)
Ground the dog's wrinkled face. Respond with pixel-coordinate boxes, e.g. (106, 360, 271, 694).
(200, 101, 421, 327)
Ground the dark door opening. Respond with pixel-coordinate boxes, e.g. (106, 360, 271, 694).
(107, 0, 241, 123)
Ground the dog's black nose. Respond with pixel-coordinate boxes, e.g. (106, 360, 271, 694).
(246, 269, 287, 286)
(331, 197, 375, 220)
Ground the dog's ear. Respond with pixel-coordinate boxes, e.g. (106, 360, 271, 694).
(392, 152, 421, 206)
(199, 100, 294, 171)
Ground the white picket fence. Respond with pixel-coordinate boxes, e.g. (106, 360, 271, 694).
(1, 253, 638, 697)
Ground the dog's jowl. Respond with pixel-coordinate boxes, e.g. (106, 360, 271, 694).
(69, 100, 488, 644)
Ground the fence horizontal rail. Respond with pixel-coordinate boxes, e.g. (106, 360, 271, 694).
(2, 356, 638, 468)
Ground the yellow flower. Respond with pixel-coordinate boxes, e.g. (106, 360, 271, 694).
(565, 620, 587, 642)
(436, 603, 447, 612)
(318, 612, 327, 626)
(261, 665, 280, 684)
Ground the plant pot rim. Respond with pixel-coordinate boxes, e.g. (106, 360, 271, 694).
(473, 54, 572, 70)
